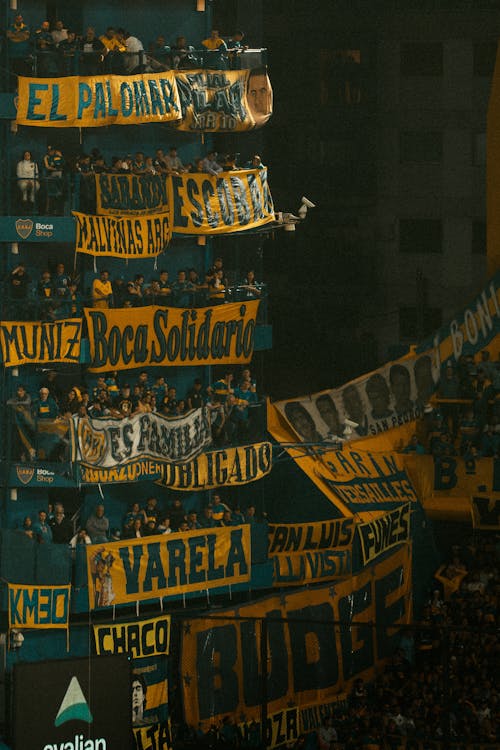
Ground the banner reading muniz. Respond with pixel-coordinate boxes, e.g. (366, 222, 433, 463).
(87, 525, 251, 608)
(84, 301, 259, 372)
(74, 409, 211, 469)
(0, 319, 81, 367)
(357, 504, 411, 565)
(8, 583, 71, 629)
(267, 519, 354, 585)
(74, 211, 171, 258)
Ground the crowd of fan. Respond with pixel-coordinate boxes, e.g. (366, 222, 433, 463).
(402, 349, 500, 459)
(18, 493, 266, 547)
(7, 17, 253, 79)
(8, 258, 264, 318)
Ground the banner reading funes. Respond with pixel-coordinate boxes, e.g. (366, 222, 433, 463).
(267, 519, 354, 586)
(84, 301, 259, 372)
(171, 168, 274, 234)
(0, 319, 81, 367)
(157, 442, 272, 491)
(74, 408, 211, 468)
(175, 68, 272, 131)
(74, 211, 171, 258)
(87, 525, 251, 608)
(16, 72, 181, 127)
(357, 503, 411, 565)
(95, 172, 169, 215)
(8, 583, 71, 629)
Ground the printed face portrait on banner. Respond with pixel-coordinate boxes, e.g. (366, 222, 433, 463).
(246, 67, 273, 128)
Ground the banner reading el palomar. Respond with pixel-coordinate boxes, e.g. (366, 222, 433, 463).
(267, 519, 354, 586)
(74, 409, 211, 468)
(181, 545, 412, 731)
(170, 168, 274, 234)
(16, 72, 181, 127)
(87, 525, 251, 609)
(357, 503, 411, 565)
(73, 211, 171, 257)
(84, 301, 259, 372)
(0, 319, 81, 367)
(16, 68, 272, 131)
(175, 69, 272, 132)
(95, 172, 169, 215)
(8, 583, 71, 629)
(157, 442, 272, 491)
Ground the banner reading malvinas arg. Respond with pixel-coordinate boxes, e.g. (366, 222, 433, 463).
(74, 211, 171, 258)
(84, 301, 259, 372)
(73, 408, 211, 469)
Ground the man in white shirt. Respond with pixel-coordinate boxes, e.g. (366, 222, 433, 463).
(120, 29, 144, 73)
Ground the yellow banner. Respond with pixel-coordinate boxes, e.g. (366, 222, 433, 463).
(95, 172, 169, 215)
(470, 495, 500, 530)
(133, 722, 172, 750)
(175, 68, 272, 131)
(73, 211, 171, 257)
(8, 584, 71, 628)
(171, 168, 274, 234)
(357, 503, 411, 564)
(87, 525, 251, 609)
(181, 545, 412, 730)
(93, 615, 171, 658)
(80, 459, 164, 484)
(239, 708, 299, 749)
(157, 442, 272, 490)
(0, 319, 81, 368)
(16, 72, 181, 127)
(268, 519, 354, 586)
(84, 300, 259, 372)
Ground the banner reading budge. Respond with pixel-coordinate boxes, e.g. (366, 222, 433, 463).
(87, 525, 251, 608)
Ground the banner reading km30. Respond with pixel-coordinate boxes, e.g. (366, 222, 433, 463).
(87, 525, 251, 608)
(84, 301, 259, 372)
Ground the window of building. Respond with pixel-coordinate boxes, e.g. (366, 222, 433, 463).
(399, 219, 442, 253)
(473, 41, 498, 77)
(400, 42, 443, 76)
(400, 132, 443, 163)
(472, 220, 487, 254)
(399, 306, 443, 340)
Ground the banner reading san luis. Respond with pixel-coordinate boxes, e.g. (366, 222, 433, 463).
(0, 319, 82, 367)
(84, 301, 259, 372)
(16, 68, 272, 131)
(74, 210, 171, 257)
(87, 525, 251, 608)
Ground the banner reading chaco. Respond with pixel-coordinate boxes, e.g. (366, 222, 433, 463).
(74, 409, 211, 468)
(315, 449, 419, 512)
(8, 583, 71, 629)
(95, 172, 169, 215)
(275, 351, 440, 445)
(470, 496, 500, 530)
(157, 442, 272, 490)
(172, 68, 272, 131)
(357, 503, 411, 564)
(181, 545, 412, 731)
(87, 525, 251, 608)
(94, 616, 171, 729)
(267, 519, 354, 586)
(73, 211, 171, 258)
(84, 301, 259, 372)
(171, 168, 274, 234)
(16, 72, 181, 127)
(0, 319, 81, 367)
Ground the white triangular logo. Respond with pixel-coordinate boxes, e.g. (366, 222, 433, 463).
(54, 676, 93, 726)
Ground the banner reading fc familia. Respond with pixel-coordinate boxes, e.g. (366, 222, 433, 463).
(181, 545, 412, 731)
(87, 525, 251, 609)
(84, 300, 259, 372)
(74, 408, 211, 469)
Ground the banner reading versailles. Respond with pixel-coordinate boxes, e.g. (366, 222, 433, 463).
(87, 525, 251, 608)
(74, 210, 171, 258)
(8, 583, 71, 629)
(84, 300, 259, 372)
(181, 545, 412, 730)
(0, 319, 81, 367)
(74, 408, 211, 468)
(16, 72, 181, 127)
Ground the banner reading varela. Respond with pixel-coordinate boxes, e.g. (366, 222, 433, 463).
(74, 211, 171, 257)
(74, 408, 211, 468)
(87, 525, 251, 608)
(0, 319, 81, 367)
(84, 301, 259, 372)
